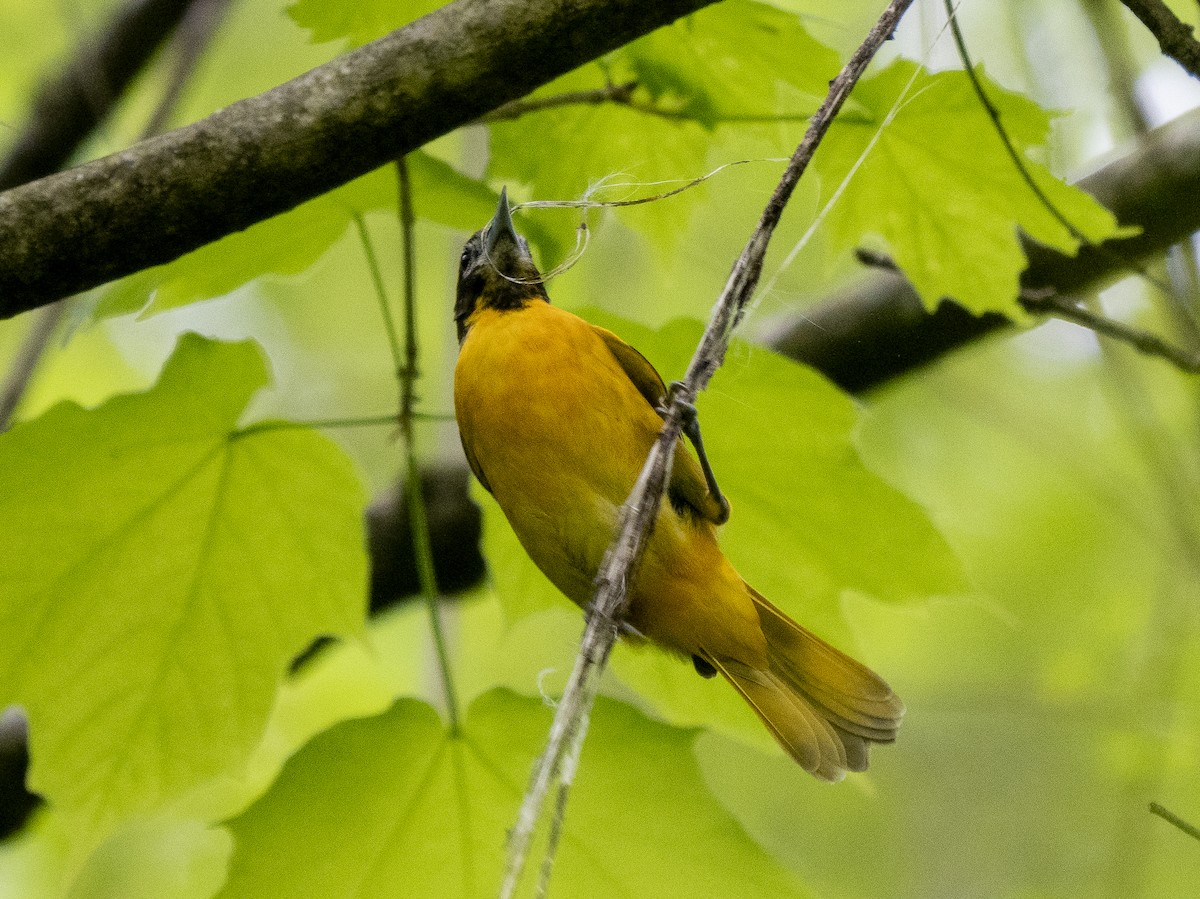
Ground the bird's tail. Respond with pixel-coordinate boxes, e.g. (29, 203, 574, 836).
(705, 585, 904, 782)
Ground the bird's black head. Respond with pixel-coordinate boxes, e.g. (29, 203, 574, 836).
(455, 188, 549, 342)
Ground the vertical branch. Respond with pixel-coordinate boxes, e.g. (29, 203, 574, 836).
(0, 304, 66, 431)
(499, 0, 919, 895)
(395, 156, 461, 733)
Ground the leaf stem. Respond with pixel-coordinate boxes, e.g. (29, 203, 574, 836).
(235, 414, 453, 439)
(353, 212, 405, 380)
(395, 155, 461, 733)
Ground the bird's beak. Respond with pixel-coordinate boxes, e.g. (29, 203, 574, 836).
(485, 186, 521, 257)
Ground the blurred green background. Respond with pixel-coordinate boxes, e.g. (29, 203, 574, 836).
(1, 0, 1199, 896)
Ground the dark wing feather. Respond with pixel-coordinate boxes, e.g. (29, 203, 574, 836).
(459, 437, 492, 495)
(590, 323, 728, 525)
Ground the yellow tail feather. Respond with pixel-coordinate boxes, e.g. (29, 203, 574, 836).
(705, 585, 905, 782)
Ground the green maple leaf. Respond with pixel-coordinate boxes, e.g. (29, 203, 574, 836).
(815, 60, 1134, 318)
(219, 690, 809, 897)
(0, 335, 367, 840)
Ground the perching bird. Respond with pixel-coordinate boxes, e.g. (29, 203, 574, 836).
(453, 191, 904, 780)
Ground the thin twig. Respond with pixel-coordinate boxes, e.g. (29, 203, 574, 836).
(0, 303, 67, 430)
(1118, 0, 1200, 80)
(1024, 293, 1200, 372)
(396, 155, 461, 733)
(498, 1, 918, 895)
(1150, 801, 1200, 843)
(483, 81, 640, 120)
(855, 247, 1200, 373)
(141, 0, 231, 138)
(235, 414, 432, 437)
(483, 78, 826, 125)
(943, 0, 1089, 243)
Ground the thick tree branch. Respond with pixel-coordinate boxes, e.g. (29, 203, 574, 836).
(1118, 0, 1200, 80)
(764, 106, 1200, 391)
(0, 0, 717, 319)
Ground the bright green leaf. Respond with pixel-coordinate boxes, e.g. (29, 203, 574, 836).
(488, 65, 713, 250)
(815, 61, 1133, 318)
(0, 334, 367, 840)
(482, 313, 966, 745)
(286, 0, 443, 47)
(219, 690, 809, 898)
(625, 0, 837, 126)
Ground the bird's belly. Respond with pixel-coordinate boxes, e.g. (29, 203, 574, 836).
(454, 305, 766, 665)
(455, 308, 657, 602)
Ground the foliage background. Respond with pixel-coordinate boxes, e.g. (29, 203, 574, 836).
(1, 0, 1199, 896)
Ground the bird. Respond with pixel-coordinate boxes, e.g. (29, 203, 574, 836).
(452, 190, 904, 781)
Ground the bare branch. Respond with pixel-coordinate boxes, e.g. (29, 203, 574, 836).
(1118, 0, 1200, 80)
(499, 1, 919, 894)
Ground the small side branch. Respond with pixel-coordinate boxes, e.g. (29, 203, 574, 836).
(854, 248, 1200, 374)
(483, 79, 819, 125)
(1023, 293, 1200, 372)
(1118, 0, 1200, 81)
(1150, 801, 1200, 843)
(498, 0, 919, 895)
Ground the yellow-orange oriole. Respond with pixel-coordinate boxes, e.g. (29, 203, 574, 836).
(453, 192, 903, 780)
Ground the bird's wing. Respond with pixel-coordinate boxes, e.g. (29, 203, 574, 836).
(590, 323, 729, 525)
(589, 323, 668, 408)
(459, 437, 492, 495)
